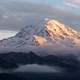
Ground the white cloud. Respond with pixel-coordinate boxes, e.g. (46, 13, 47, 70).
(14, 64, 62, 73)
(63, 0, 80, 9)
(64, 1, 80, 8)
(66, 0, 80, 5)
(0, 30, 17, 40)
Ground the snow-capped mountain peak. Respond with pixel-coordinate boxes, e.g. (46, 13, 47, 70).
(44, 19, 80, 47)
(45, 19, 79, 40)
(0, 18, 80, 48)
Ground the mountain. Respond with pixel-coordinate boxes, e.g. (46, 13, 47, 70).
(0, 18, 80, 52)
(0, 18, 80, 78)
(44, 19, 80, 47)
(0, 51, 80, 80)
(0, 52, 79, 72)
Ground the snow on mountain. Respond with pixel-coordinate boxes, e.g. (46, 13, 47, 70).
(0, 18, 80, 54)
(44, 19, 80, 47)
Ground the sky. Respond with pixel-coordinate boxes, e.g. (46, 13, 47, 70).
(19, 0, 80, 15)
(0, 0, 80, 39)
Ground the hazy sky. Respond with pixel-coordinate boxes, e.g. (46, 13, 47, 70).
(17, 0, 80, 15)
(0, 0, 80, 39)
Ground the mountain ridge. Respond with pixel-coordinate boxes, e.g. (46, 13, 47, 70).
(0, 18, 80, 49)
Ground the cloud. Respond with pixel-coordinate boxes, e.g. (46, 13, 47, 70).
(14, 64, 61, 73)
(0, 0, 80, 31)
(66, 0, 80, 6)
(64, 1, 80, 8)
(0, 30, 17, 40)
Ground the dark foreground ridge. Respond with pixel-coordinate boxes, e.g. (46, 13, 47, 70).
(0, 72, 80, 80)
(0, 52, 80, 80)
(0, 52, 79, 71)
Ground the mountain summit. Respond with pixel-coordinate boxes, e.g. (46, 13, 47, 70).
(44, 19, 80, 47)
(0, 19, 80, 48)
